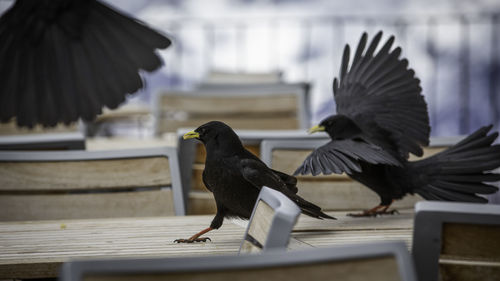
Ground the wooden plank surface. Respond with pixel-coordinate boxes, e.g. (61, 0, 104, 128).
(0, 216, 245, 279)
(159, 117, 300, 133)
(0, 157, 171, 191)
(0, 189, 175, 221)
(441, 223, 500, 260)
(160, 94, 298, 114)
(0, 209, 415, 279)
(85, 136, 178, 151)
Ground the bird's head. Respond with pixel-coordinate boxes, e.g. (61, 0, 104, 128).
(309, 115, 361, 140)
(183, 121, 244, 153)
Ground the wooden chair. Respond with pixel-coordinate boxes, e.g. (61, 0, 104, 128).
(239, 186, 301, 253)
(200, 70, 283, 85)
(0, 131, 85, 150)
(153, 83, 311, 135)
(0, 147, 185, 220)
(59, 241, 416, 281)
(412, 201, 500, 281)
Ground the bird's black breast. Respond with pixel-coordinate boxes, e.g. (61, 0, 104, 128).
(203, 156, 260, 219)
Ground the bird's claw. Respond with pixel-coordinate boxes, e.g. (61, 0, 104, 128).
(174, 237, 211, 243)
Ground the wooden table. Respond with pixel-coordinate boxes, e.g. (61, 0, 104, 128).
(0, 210, 414, 279)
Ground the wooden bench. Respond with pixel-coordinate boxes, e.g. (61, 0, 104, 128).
(0, 147, 185, 220)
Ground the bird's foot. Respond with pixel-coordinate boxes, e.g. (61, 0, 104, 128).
(174, 237, 211, 243)
(347, 203, 398, 217)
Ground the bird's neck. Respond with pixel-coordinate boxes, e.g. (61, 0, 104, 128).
(204, 138, 245, 159)
(327, 115, 362, 140)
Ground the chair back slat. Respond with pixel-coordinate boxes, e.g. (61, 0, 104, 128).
(0, 148, 185, 220)
(60, 241, 417, 281)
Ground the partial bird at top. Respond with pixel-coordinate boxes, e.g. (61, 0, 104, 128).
(0, 0, 171, 127)
(296, 31, 500, 216)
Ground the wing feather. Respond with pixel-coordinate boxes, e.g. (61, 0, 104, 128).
(294, 139, 401, 176)
(333, 31, 430, 159)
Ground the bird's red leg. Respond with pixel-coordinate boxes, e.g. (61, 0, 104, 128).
(174, 227, 213, 243)
(347, 200, 398, 217)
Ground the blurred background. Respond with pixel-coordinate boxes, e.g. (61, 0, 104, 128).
(1, 0, 499, 137)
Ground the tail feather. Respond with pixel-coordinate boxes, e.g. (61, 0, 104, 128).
(426, 184, 488, 202)
(411, 125, 500, 203)
(293, 195, 336, 220)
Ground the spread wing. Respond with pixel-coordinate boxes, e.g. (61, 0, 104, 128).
(0, 0, 171, 127)
(333, 31, 430, 159)
(293, 139, 402, 176)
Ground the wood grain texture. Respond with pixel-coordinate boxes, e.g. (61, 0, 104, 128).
(159, 117, 300, 133)
(83, 256, 400, 281)
(0, 216, 246, 279)
(0, 209, 415, 279)
(0, 157, 171, 192)
(187, 191, 217, 215)
(441, 223, 500, 260)
(86, 137, 177, 151)
(440, 262, 500, 281)
(160, 94, 299, 114)
(0, 190, 175, 221)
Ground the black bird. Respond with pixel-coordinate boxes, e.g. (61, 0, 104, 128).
(176, 121, 334, 243)
(0, 0, 171, 128)
(296, 31, 500, 216)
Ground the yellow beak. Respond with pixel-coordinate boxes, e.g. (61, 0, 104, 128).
(308, 125, 325, 134)
(183, 130, 200, 140)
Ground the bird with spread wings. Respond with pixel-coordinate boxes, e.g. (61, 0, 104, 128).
(0, 0, 171, 128)
(296, 31, 500, 216)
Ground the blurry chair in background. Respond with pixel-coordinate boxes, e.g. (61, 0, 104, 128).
(59, 241, 416, 281)
(153, 82, 311, 135)
(0, 147, 185, 221)
(84, 103, 153, 138)
(412, 201, 500, 281)
(200, 70, 283, 86)
(239, 186, 301, 254)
